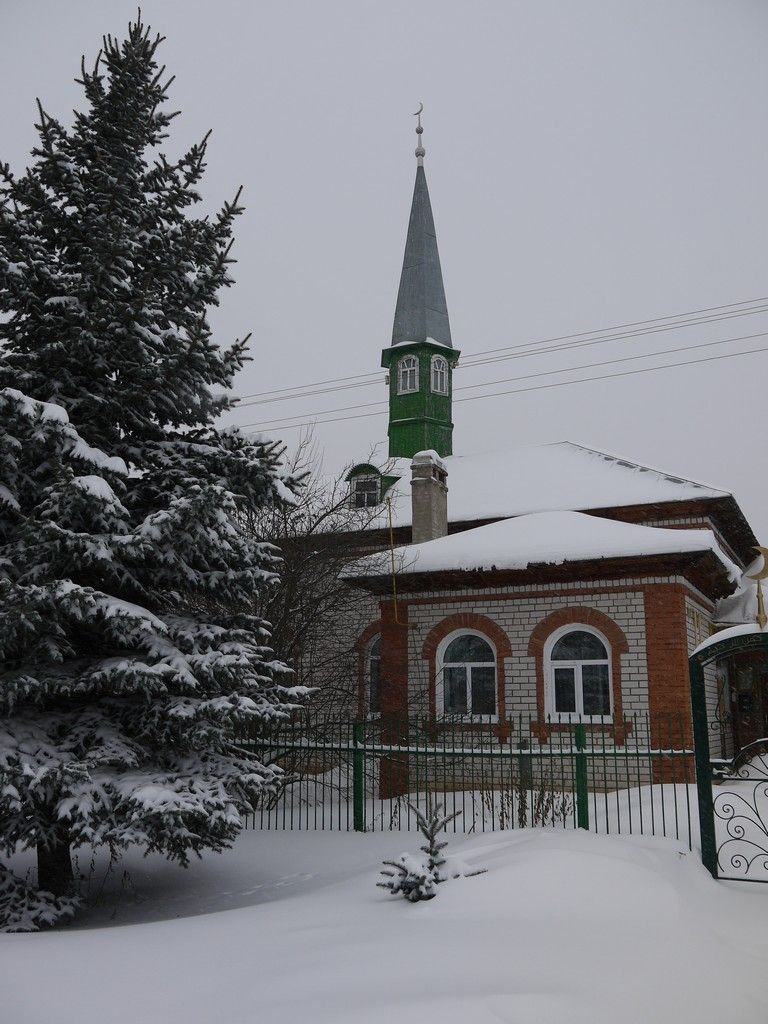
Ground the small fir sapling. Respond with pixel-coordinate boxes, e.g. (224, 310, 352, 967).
(378, 802, 464, 902)
(379, 853, 439, 903)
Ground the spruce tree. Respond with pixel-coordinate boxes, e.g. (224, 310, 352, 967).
(0, 17, 301, 925)
(378, 803, 460, 902)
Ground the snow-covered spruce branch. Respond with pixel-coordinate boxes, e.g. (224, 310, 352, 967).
(0, 865, 80, 933)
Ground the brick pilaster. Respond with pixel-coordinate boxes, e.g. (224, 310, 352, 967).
(380, 599, 409, 714)
(644, 584, 693, 776)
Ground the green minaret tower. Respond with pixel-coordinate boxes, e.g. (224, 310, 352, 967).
(381, 108, 459, 459)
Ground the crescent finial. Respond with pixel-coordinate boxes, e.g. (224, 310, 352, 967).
(413, 103, 425, 164)
(747, 545, 768, 581)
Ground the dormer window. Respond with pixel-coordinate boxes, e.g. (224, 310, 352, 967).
(431, 355, 448, 394)
(397, 355, 419, 394)
(351, 474, 380, 508)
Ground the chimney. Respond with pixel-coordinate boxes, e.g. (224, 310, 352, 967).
(411, 450, 448, 544)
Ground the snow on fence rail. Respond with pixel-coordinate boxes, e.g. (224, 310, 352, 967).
(233, 711, 695, 845)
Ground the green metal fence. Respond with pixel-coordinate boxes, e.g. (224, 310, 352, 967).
(235, 711, 695, 845)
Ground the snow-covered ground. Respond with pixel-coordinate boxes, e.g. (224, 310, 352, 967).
(3, 829, 768, 1024)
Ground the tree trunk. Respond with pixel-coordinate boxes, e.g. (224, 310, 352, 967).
(37, 831, 75, 896)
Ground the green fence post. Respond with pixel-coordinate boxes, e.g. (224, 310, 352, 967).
(517, 737, 532, 828)
(690, 659, 718, 877)
(353, 721, 365, 833)
(575, 724, 589, 830)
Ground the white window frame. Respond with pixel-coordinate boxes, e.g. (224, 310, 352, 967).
(431, 354, 448, 394)
(366, 635, 381, 717)
(544, 624, 613, 722)
(397, 355, 419, 394)
(436, 628, 498, 722)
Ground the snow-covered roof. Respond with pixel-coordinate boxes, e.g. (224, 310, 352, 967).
(692, 622, 768, 657)
(364, 441, 730, 530)
(345, 510, 741, 581)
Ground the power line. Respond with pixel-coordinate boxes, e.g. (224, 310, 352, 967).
(465, 293, 768, 361)
(229, 294, 768, 405)
(456, 327, 768, 395)
(233, 328, 768, 429)
(459, 303, 768, 371)
(234, 344, 768, 433)
(232, 301, 768, 409)
(456, 344, 768, 410)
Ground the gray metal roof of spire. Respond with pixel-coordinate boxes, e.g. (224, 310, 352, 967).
(391, 111, 453, 348)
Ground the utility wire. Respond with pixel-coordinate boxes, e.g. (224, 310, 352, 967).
(455, 327, 768, 396)
(456, 344, 768, 410)
(459, 303, 768, 371)
(465, 293, 768, 361)
(235, 344, 768, 433)
(229, 294, 768, 405)
(234, 329, 768, 429)
(233, 302, 768, 409)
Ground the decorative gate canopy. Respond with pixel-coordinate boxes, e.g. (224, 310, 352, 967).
(690, 623, 768, 880)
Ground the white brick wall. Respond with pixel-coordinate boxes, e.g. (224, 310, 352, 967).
(320, 575, 715, 750)
(403, 585, 649, 718)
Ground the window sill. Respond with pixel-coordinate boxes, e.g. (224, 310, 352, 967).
(439, 715, 499, 726)
(424, 718, 509, 743)
(544, 713, 613, 725)
(532, 719, 632, 746)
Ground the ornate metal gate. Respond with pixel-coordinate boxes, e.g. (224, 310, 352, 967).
(691, 630, 768, 881)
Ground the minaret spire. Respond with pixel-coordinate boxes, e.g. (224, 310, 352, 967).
(380, 109, 460, 459)
(390, 106, 452, 349)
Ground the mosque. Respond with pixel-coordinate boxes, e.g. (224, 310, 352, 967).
(335, 113, 762, 756)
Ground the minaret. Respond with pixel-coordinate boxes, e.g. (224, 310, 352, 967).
(381, 107, 460, 459)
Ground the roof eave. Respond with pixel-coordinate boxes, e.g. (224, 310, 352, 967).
(345, 550, 735, 602)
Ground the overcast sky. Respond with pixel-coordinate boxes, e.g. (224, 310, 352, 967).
(4, 0, 768, 537)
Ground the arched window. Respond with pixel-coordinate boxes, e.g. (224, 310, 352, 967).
(367, 636, 381, 714)
(546, 627, 612, 719)
(431, 355, 448, 394)
(438, 631, 497, 718)
(397, 355, 419, 394)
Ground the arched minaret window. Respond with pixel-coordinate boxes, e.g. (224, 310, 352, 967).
(397, 355, 419, 394)
(431, 355, 448, 395)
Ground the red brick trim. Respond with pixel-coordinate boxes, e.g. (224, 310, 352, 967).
(379, 601, 410, 798)
(644, 584, 693, 747)
(380, 600, 409, 715)
(527, 607, 629, 743)
(404, 581, 715, 613)
(422, 613, 512, 720)
(355, 620, 382, 715)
